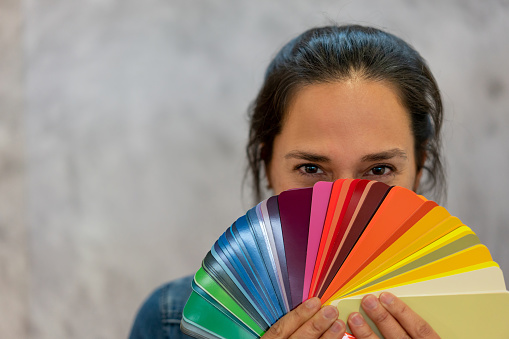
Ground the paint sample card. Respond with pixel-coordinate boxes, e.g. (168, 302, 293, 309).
(334, 292, 509, 338)
(181, 179, 509, 339)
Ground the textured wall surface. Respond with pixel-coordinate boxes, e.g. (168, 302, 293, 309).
(0, 0, 28, 337)
(1, 0, 508, 338)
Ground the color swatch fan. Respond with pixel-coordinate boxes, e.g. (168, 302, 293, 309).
(180, 179, 509, 339)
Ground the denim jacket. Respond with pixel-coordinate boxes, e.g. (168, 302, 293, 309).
(129, 275, 194, 339)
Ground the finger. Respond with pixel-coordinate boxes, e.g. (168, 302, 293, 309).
(360, 294, 410, 338)
(320, 320, 347, 339)
(379, 292, 440, 338)
(290, 305, 342, 339)
(262, 297, 321, 338)
(347, 312, 380, 339)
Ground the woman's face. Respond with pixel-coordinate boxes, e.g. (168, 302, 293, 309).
(266, 80, 421, 195)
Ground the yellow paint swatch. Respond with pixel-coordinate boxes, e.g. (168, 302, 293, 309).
(335, 291, 509, 338)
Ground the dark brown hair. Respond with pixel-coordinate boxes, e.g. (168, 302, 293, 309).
(246, 25, 445, 203)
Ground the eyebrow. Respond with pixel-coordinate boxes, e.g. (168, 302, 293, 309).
(284, 148, 408, 163)
(360, 148, 408, 162)
(284, 151, 331, 163)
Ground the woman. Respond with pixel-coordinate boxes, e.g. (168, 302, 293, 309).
(129, 24, 445, 339)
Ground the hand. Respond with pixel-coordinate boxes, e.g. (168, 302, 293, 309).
(347, 293, 440, 339)
(262, 297, 346, 339)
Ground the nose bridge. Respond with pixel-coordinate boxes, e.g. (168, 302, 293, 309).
(331, 169, 357, 181)
(327, 147, 359, 181)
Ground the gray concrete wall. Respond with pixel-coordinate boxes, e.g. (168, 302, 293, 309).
(0, 0, 28, 337)
(1, 0, 508, 338)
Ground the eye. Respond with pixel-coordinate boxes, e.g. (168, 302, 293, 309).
(297, 164, 324, 175)
(370, 166, 387, 175)
(365, 165, 394, 176)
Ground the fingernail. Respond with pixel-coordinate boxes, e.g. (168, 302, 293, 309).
(350, 313, 365, 327)
(304, 297, 321, 309)
(362, 294, 378, 310)
(330, 320, 345, 333)
(380, 292, 395, 306)
(323, 305, 338, 319)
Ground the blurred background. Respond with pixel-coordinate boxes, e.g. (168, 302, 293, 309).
(1, 0, 508, 338)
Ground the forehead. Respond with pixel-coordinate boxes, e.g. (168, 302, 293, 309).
(279, 80, 414, 156)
